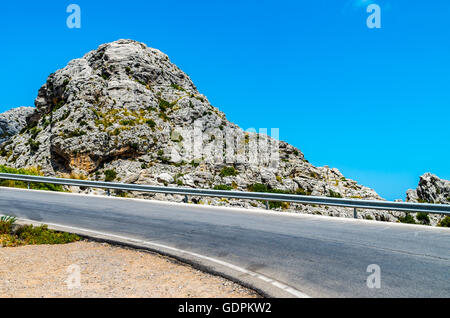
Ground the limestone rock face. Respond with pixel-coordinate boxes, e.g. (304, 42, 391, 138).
(407, 173, 450, 205)
(0, 39, 397, 221)
(0, 107, 35, 144)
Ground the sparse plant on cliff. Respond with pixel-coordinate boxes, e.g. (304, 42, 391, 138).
(416, 212, 430, 225)
(171, 83, 185, 91)
(219, 166, 238, 177)
(27, 138, 41, 152)
(438, 216, 450, 227)
(398, 213, 416, 224)
(328, 189, 342, 198)
(146, 119, 156, 129)
(63, 129, 87, 139)
(104, 169, 117, 182)
(214, 185, 233, 191)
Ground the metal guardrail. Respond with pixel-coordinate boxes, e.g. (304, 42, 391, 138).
(0, 172, 449, 218)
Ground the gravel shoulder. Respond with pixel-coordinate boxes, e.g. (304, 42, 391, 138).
(0, 241, 260, 298)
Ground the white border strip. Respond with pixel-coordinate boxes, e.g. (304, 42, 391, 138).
(10, 217, 311, 299)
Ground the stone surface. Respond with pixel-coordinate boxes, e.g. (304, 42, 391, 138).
(0, 107, 35, 144)
(407, 173, 450, 205)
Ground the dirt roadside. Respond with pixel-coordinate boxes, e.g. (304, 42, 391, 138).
(0, 241, 260, 298)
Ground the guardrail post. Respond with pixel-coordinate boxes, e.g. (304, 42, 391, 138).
(354, 208, 358, 219)
(183, 195, 188, 204)
(265, 201, 269, 210)
(106, 189, 110, 196)
(27, 182, 30, 190)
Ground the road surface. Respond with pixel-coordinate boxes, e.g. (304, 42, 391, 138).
(1, 187, 449, 297)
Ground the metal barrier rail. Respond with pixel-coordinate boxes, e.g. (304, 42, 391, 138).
(1, 172, 449, 217)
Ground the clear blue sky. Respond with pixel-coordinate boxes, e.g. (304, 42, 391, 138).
(0, 0, 449, 200)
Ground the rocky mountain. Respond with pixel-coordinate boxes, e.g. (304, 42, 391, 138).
(0, 39, 420, 222)
(407, 173, 450, 205)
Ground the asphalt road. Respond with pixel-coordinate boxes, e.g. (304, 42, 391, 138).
(1, 187, 449, 298)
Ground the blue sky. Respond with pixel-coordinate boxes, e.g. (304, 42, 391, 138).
(0, 0, 449, 200)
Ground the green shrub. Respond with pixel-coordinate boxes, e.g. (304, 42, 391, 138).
(120, 119, 135, 126)
(0, 166, 63, 192)
(247, 183, 292, 210)
(398, 213, 416, 224)
(29, 127, 42, 139)
(64, 129, 87, 138)
(328, 189, 342, 198)
(159, 99, 171, 112)
(0, 216, 17, 234)
(214, 185, 233, 191)
(190, 160, 200, 168)
(438, 216, 450, 227)
(1, 217, 80, 247)
(248, 183, 268, 193)
(27, 138, 41, 152)
(15, 224, 80, 245)
(146, 119, 156, 129)
(416, 212, 430, 225)
(170, 83, 185, 91)
(104, 169, 117, 182)
(159, 112, 169, 121)
(296, 187, 312, 196)
(219, 166, 238, 177)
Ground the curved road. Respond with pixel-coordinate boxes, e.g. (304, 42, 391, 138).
(1, 187, 449, 297)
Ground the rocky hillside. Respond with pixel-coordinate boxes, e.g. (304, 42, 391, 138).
(0, 39, 410, 221)
(407, 173, 450, 205)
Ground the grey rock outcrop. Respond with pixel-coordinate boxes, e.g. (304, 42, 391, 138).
(0, 39, 405, 222)
(407, 173, 450, 205)
(0, 107, 35, 144)
(405, 173, 449, 226)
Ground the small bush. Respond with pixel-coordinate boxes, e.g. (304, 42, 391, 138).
(220, 166, 238, 177)
(120, 119, 135, 126)
(0, 217, 80, 247)
(104, 169, 117, 182)
(0, 165, 63, 192)
(416, 212, 430, 225)
(398, 213, 416, 224)
(328, 189, 342, 198)
(146, 119, 156, 129)
(64, 129, 87, 138)
(0, 216, 17, 234)
(214, 185, 233, 191)
(248, 183, 268, 193)
(296, 187, 312, 196)
(438, 216, 450, 227)
(159, 99, 171, 112)
(27, 138, 41, 152)
(170, 83, 185, 91)
(15, 225, 80, 245)
(190, 160, 200, 168)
